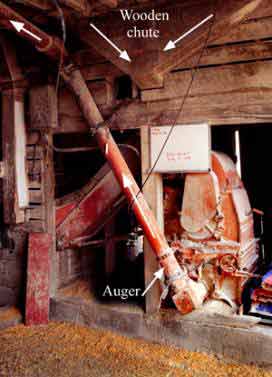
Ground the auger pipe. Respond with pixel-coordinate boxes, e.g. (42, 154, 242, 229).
(0, 0, 68, 60)
(0, 3, 208, 314)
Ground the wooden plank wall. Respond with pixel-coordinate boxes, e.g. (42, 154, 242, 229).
(58, 8, 272, 132)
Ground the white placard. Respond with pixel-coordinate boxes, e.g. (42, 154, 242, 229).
(150, 123, 211, 173)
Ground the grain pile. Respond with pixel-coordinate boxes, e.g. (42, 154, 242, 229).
(0, 322, 271, 377)
(59, 280, 94, 301)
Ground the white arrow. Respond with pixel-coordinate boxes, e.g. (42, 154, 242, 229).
(142, 267, 164, 296)
(122, 174, 133, 189)
(90, 23, 131, 62)
(163, 14, 214, 52)
(10, 20, 42, 42)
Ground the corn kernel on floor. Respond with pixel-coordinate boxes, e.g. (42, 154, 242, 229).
(0, 322, 271, 377)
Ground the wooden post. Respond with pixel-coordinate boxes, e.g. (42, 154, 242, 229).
(29, 85, 58, 297)
(2, 88, 28, 224)
(98, 0, 118, 8)
(44, 132, 57, 297)
(140, 126, 164, 314)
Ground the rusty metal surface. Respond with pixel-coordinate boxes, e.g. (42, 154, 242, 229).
(25, 232, 51, 326)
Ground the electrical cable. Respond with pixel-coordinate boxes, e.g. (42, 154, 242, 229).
(52, 143, 140, 156)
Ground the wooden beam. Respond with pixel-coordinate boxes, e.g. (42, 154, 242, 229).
(141, 60, 272, 102)
(30, 85, 58, 129)
(60, 0, 92, 14)
(10, 0, 92, 15)
(245, 0, 272, 19)
(113, 90, 272, 128)
(9, 0, 52, 10)
(57, 59, 272, 132)
(44, 132, 58, 297)
(28, 85, 58, 297)
(58, 90, 272, 132)
(212, 16, 272, 45)
(79, 0, 264, 89)
(141, 126, 163, 314)
(0, 35, 25, 83)
(179, 41, 272, 71)
(98, 0, 118, 8)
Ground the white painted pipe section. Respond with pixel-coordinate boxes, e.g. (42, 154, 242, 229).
(14, 99, 29, 208)
(235, 130, 242, 178)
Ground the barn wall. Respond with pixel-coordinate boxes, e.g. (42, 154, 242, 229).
(57, 12, 272, 133)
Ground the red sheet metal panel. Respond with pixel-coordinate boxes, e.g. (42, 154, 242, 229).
(56, 147, 139, 250)
(56, 202, 77, 228)
(56, 170, 123, 249)
(25, 233, 51, 326)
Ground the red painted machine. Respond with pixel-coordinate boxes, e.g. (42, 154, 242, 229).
(164, 151, 259, 312)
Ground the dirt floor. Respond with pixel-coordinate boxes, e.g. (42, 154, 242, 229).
(0, 322, 271, 377)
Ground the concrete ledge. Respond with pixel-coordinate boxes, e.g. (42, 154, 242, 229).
(50, 297, 272, 367)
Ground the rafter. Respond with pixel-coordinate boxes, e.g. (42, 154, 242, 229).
(97, 0, 118, 8)
(9, 0, 52, 10)
(9, 0, 92, 16)
(60, 0, 92, 14)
